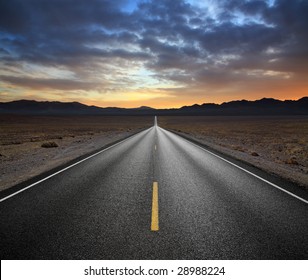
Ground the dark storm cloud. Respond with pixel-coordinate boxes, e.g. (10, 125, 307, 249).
(220, 0, 308, 55)
(0, 0, 307, 92)
(0, 0, 139, 65)
(0, 75, 101, 91)
(0, 0, 134, 33)
(0, 47, 10, 56)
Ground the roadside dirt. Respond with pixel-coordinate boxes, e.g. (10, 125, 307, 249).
(159, 116, 308, 189)
(0, 115, 152, 191)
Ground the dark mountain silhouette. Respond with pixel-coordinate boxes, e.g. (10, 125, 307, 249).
(0, 97, 307, 115)
(131, 106, 155, 110)
(0, 100, 127, 115)
(176, 97, 308, 115)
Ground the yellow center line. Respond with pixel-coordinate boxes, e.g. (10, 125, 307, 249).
(154, 144, 157, 150)
(151, 182, 159, 231)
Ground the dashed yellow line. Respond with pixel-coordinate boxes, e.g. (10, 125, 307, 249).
(151, 182, 159, 231)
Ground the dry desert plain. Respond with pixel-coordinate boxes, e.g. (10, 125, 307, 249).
(0, 115, 307, 191)
(159, 116, 308, 189)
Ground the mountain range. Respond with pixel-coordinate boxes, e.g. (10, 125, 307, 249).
(0, 97, 307, 115)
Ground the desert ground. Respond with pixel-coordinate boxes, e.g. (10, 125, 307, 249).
(1, 115, 307, 192)
(0, 115, 152, 191)
(159, 116, 308, 189)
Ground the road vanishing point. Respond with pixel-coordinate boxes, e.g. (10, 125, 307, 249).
(0, 117, 307, 259)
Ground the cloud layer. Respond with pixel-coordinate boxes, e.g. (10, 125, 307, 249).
(0, 0, 307, 107)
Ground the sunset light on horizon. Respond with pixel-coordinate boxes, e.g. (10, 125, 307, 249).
(1, 0, 308, 108)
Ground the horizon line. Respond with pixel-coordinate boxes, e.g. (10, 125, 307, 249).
(0, 95, 307, 110)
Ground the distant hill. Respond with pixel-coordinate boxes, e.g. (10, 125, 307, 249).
(0, 97, 307, 115)
(131, 106, 155, 110)
(0, 100, 128, 115)
(176, 97, 308, 115)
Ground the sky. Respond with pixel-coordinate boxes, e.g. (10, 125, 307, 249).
(0, 0, 307, 108)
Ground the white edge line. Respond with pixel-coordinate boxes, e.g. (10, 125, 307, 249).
(161, 127, 308, 205)
(0, 127, 152, 203)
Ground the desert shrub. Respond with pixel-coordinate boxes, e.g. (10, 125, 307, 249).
(285, 157, 299, 165)
(233, 146, 245, 152)
(41, 141, 58, 148)
(11, 141, 22, 145)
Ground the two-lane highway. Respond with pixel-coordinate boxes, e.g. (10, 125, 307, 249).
(0, 118, 307, 259)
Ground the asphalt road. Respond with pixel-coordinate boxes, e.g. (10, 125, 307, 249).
(1, 118, 308, 259)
